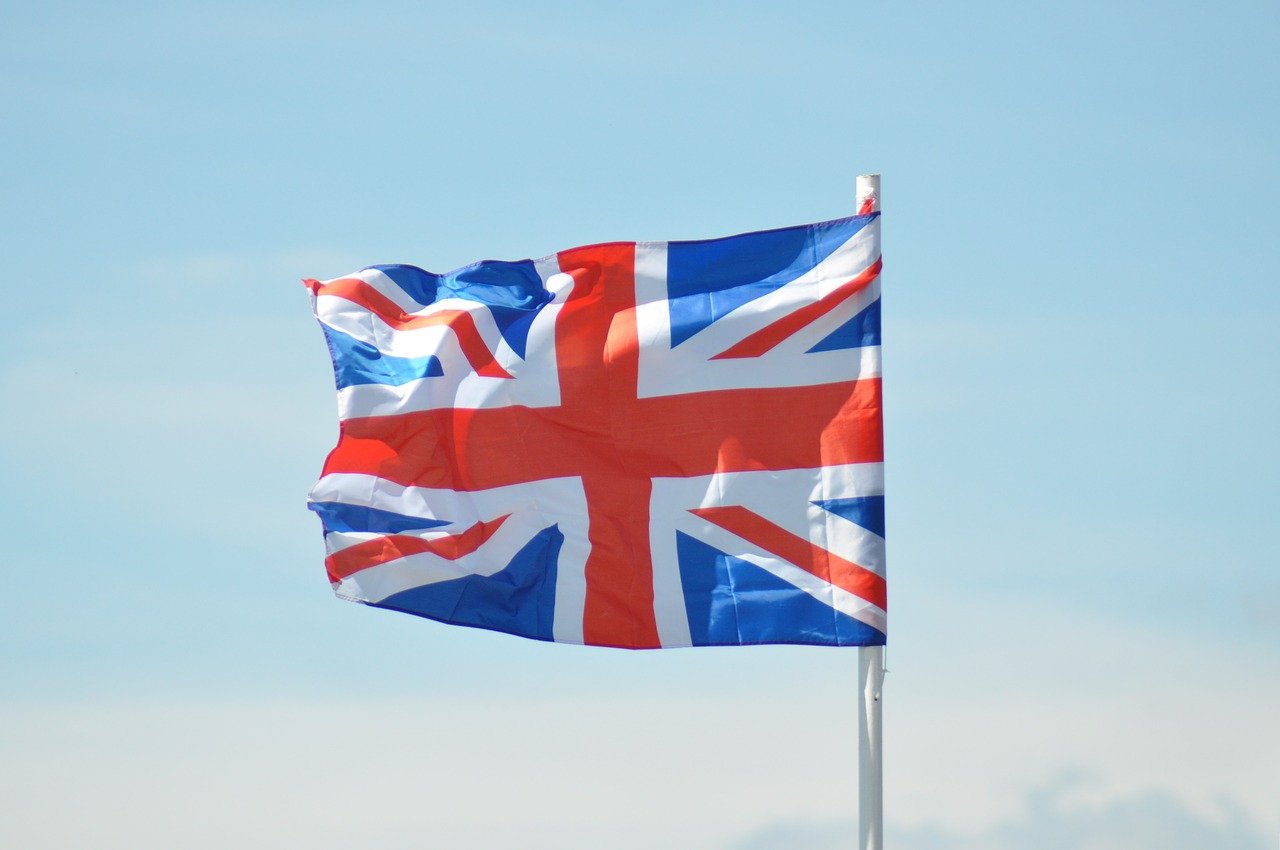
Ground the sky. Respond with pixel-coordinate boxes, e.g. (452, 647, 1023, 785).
(2, 1, 1278, 847)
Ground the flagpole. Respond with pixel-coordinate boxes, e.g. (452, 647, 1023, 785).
(855, 172, 884, 850)
(858, 642, 885, 849)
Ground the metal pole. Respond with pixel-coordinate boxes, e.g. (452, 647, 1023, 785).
(855, 172, 883, 850)
(858, 645, 885, 850)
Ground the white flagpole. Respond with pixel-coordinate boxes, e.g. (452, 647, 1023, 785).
(858, 643, 885, 849)
(855, 172, 884, 850)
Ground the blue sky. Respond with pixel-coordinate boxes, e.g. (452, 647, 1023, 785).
(2, 2, 1277, 847)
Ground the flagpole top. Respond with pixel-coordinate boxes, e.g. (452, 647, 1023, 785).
(856, 174, 880, 215)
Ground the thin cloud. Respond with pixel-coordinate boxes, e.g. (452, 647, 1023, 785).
(728, 776, 1272, 850)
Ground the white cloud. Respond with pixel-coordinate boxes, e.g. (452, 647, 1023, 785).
(730, 776, 1272, 850)
(3, 647, 1275, 850)
(883, 591, 1280, 832)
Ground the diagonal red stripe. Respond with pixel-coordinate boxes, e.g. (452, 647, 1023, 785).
(710, 257, 882, 360)
(309, 277, 512, 378)
(689, 505, 886, 610)
(325, 515, 510, 582)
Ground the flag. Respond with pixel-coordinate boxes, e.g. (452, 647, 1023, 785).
(305, 208, 884, 649)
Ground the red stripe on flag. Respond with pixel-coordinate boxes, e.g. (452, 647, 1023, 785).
(710, 257, 882, 360)
(689, 505, 887, 610)
(326, 515, 510, 582)
(580, 475, 660, 648)
(322, 378, 884, 490)
(312, 277, 512, 378)
(624, 379, 884, 476)
(555, 241, 662, 649)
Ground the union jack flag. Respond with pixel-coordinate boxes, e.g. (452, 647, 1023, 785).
(306, 202, 885, 649)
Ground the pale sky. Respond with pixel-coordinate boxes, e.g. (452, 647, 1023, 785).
(2, 2, 1277, 848)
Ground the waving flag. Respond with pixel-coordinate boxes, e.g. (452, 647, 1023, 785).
(306, 208, 885, 649)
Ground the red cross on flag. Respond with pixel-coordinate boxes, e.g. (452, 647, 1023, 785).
(306, 196, 885, 649)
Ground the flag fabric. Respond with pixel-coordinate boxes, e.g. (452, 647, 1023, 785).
(305, 208, 884, 649)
